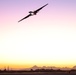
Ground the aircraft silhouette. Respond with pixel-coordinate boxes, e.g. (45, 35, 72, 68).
(18, 3, 48, 22)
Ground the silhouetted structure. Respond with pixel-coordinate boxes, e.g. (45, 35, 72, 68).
(0, 68, 76, 73)
(0, 65, 76, 74)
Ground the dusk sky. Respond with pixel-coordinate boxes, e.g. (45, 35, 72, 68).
(0, 0, 76, 69)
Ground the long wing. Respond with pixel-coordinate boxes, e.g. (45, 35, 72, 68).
(18, 14, 32, 22)
(34, 3, 48, 14)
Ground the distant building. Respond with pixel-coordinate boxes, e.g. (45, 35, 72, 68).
(73, 66, 76, 70)
(31, 65, 39, 70)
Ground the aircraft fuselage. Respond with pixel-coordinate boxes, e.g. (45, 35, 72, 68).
(29, 11, 37, 15)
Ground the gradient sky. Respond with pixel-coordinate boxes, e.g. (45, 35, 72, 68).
(0, 0, 76, 69)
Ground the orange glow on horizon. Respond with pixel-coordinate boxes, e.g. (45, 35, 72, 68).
(0, 63, 75, 70)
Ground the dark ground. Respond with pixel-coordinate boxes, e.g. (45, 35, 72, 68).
(0, 72, 76, 75)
